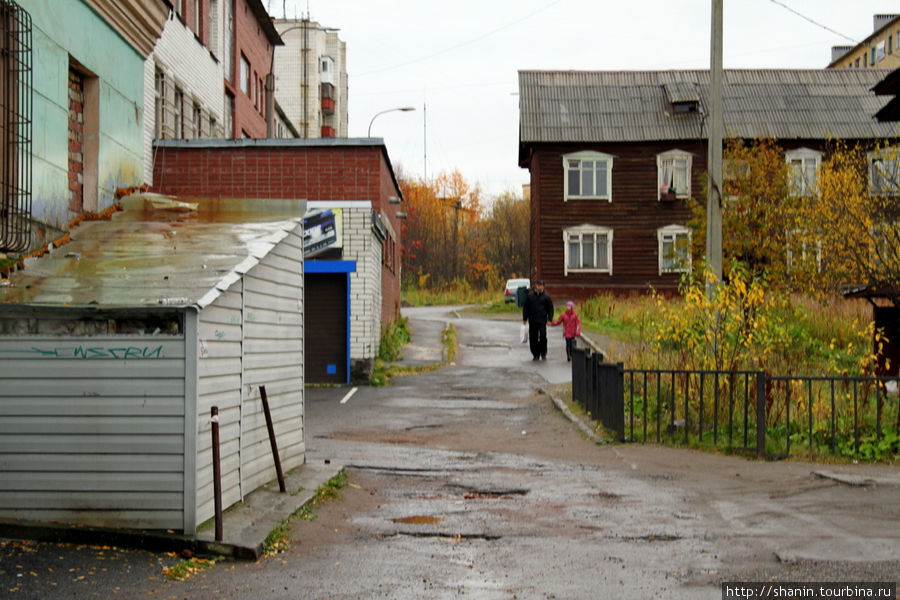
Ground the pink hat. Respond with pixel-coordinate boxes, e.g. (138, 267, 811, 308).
(566, 301, 574, 308)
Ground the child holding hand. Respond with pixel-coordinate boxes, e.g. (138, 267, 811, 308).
(549, 301, 582, 361)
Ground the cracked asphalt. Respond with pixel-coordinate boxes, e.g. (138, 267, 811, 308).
(2, 306, 898, 599)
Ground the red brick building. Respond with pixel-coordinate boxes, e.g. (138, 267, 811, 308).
(152, 138, 404, 383)
(227, 0, 283, 138)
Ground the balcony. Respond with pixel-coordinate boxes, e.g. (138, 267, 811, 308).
(321, 125, 335, 138)
(321, 96, 335, 115)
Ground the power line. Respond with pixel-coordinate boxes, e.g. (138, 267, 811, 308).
(355, 0, 564, 77)
(767, 0, 856, 43)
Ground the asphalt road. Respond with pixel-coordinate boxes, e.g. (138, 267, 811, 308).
(2, 306, 898, 599)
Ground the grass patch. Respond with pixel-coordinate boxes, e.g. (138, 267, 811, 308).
(402, 285, 500, 307)
(442, 323, 458, 363)
(371, 320, 458, 386)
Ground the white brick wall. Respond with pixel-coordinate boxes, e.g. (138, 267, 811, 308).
(342, 206, 382, 363)
(143, 11, 225, 183)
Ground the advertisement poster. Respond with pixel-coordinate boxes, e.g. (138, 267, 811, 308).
(303, 208, 343, 257)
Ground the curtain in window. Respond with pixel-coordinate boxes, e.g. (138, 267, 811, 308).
(568, 235, 579, 269)
(661, 159, 674, 192)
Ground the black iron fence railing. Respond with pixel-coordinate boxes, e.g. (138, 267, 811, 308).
(571, 346, 900, 460)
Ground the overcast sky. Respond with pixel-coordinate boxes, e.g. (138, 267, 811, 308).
(269, 0, 900, 198)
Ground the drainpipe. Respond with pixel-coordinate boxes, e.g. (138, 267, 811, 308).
(266, 73, 275, 137)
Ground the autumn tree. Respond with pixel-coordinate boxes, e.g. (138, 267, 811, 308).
(399, 170, 488, 289)
(689, 138, 900, 306)
(815, 142, 900, 306)
(479, 190, 530, 283)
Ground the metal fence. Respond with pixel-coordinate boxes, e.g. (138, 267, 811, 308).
(571, 346, 900, 460)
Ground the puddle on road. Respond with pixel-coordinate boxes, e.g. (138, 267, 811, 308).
(392, 515, 443, 525)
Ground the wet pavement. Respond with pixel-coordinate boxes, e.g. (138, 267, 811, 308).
(2, 305, 898, 599)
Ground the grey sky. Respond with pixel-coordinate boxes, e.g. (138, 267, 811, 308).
(271, 1, 900, 198)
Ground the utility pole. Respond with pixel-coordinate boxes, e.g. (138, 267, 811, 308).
(707, 0, 724, 298)
(451, 197, 461, 280)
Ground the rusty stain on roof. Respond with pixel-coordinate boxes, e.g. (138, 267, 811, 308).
(0, 194, 307, 310)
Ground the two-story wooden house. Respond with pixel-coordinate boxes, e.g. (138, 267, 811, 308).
(518, 69, 898, 299)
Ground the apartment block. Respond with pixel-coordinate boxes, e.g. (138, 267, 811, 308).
(830, 14, 900, 69)
(273, 18, 348, 138)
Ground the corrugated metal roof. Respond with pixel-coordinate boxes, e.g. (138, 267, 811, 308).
(518, 69, 900, 150)
(0, 194, 307, 310)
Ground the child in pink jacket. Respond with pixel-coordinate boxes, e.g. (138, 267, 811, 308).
(550, 301, 582, 361)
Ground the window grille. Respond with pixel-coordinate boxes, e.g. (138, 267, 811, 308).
(0, 0, 31, 253)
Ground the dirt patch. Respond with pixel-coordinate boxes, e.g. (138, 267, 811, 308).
(286, 469, 383, 552)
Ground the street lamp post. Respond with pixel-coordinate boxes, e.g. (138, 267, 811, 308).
(367, 106, 415, 137)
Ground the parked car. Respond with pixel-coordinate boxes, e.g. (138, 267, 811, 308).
(504, 278, 530, 304)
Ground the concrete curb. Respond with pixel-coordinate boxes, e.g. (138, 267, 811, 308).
(0, 461, 343, 561)
(541, 386, 604, 444)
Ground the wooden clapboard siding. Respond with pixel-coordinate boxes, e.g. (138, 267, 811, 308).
(0, 335, 187, 530)
(529, 142, 700, 297)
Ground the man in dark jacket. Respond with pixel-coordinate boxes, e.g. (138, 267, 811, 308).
(522, 279, 554, 361)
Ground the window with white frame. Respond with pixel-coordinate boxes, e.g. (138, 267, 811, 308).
(174, 87, 184, 139)
(868, 147, 900, 195)
(786, 229, 822, 273)
(657, 149, 692, 200)
(564, 225, 613, 275)
(321, 56, 335, 84)
(240, 53, 250, 96)
(563, 151, 613, 201)
(785, 147, 821, 197)
(154, 68, 166, 139)
(657, 225, 692, 274)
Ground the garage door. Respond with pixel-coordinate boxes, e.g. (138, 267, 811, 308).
(305, 273, 348, 383)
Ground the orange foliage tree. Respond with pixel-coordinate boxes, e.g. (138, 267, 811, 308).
(399, 170, 529, 290)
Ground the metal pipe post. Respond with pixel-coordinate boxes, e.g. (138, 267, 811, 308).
(211, 406, 223, 541)
(259, 385, 286, 493)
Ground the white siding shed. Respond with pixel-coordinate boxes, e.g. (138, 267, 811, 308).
(0, 195, 306, 533)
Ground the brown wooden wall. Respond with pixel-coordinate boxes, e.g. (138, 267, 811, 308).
(527, 142, 702, 299)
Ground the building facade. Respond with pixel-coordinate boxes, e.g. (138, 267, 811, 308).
(225, 0, 283, 139)
(273, 18, 348, 138)
(143, 1, 225, 183)
(518, 69, 898, 299)
(151, 138, 404, 383)
(830, 14, 900, 70)
(11, 0, 166, 245)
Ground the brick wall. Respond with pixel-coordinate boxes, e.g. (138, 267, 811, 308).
(341, 205, 381, 379)
(152, 144, 384, 200)
(230, 0, 273, 138)
(152, 140, 404, 380)
(68, 69, 84, 213)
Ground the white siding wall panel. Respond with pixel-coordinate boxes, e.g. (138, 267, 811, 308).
(239, 227, 304, 500)
(196, 283, 243, 525)
(0, 335, 186, 530)
(194, 228, 305, 526)
(144, 12, 225, 182)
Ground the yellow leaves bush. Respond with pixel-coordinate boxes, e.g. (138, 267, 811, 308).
(649, 262, 879, 376)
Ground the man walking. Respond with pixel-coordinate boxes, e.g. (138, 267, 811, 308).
(522, 279, 554, 361)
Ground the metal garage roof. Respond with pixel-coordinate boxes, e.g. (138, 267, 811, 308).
(518, 69, 899, 159)
(0, 194, 307, 309)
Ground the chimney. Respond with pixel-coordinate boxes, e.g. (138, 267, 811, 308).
(873, 14, 899, 32)
(831, 45, 853, 63)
